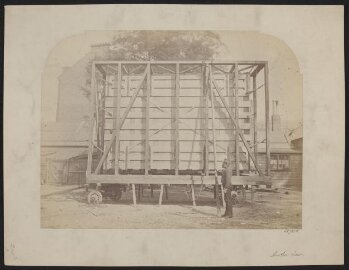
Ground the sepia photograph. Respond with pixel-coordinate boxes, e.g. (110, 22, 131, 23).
(41, 30, 303, 229)
(4, 5, 343, 266)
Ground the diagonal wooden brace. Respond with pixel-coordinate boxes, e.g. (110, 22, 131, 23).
(211, 77, 263, 176)
(94, 70, 147, 174)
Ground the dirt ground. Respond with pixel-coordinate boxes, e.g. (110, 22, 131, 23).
(41, 184, 302, 229)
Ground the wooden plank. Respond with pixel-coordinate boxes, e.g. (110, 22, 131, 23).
(145, 64, 151, 175)
(191, 184, 196, 207)
(209, 65, 221, 215)
(252, 75, 258, 165)
(132, 184, 136, 205)
(211, 77, 263, 176)
(101, 81, 106, 168)
(180, 65, 201, 74)
(94, 71, 147, 173)
(114, 63, 121, 175)
(264, 63, 271, 176)
(86, 174, 272, 185)
(203, 65, 209, 176)
(157, 64, 175, 74)
(175, 63, 180, 175)
(234, 64, 240, 176)
(159, 185, 164, 205)
(87, 63, 96, 174)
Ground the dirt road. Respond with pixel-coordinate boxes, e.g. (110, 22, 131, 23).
(41, 184, 301, 229)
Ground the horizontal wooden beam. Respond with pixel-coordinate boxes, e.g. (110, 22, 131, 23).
(86, 173, 272, 185)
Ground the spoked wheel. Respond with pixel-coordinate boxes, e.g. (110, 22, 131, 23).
(87, 190, 103, 205)
(231, 191, 239, 205)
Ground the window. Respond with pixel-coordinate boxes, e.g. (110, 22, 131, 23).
(243, 107, 249, 112)
(244, 118, 250, 123)
(270, 154, 290, 171)
(243, 129, 250, 135)
(243, 96, 249, 101)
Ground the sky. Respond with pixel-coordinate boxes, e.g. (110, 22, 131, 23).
(42, 30, 302, 129)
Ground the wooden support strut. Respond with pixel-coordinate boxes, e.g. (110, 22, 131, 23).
(87, 63, 96, 175)
(94, 70, 147, 174)
(159, 185, 164, 205)
(234, 64, 240, 176)
(191, 184, 196, 207)
(145, 64, 151, 176)
(264, 64, 271, 176)
(132, 184, 137, 206)
(203, 65, 209, 176)
(211, 75, 263, 176)
(175, 63, 180, 175)
(208, 65, 221, 215)
(114, 63, 121, 175)
(252, 75, 258, 166)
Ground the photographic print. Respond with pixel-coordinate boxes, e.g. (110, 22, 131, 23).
(41, 30, 303, 229)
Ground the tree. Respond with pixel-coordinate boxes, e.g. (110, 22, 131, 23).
(83, 31, 222, 90)
(101, 30, 222, 61)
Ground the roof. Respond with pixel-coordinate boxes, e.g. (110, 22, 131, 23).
(256, 125, 295, 153)
(287, 125, 303, 142)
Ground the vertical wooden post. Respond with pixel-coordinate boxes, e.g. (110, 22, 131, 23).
(96, 89, 100, 153)
(132, 184, 137, 205)
(252, 75, 258, 169)
(145, 63, 151, 175)
(87, 63, 96, 174)
(114, 63, 122, 175)
(101, 79, 106, 167)
(246, 73, 251, 173)
(175, 63, 180, 175)
(264, 63, 270, 176)
(191, 184, 196, 207)
(203, 65, 209, 176)
(234, 63, 240, 176)
(159, 184, 164, 205)
(209, 65, 221, 215)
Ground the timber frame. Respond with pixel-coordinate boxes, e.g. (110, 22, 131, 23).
(86, 61, 271, 188)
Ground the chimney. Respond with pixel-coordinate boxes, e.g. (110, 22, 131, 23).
(272, 100, 281, 131)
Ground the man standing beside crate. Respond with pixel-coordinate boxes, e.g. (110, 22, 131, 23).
(221, 158, 233, 218)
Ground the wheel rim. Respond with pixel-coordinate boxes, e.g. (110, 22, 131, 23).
(88, 191, 102, 204)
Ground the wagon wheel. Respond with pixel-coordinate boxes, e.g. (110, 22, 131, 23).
(231, 191, 238, 205)
(87, 190, 103, 204)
